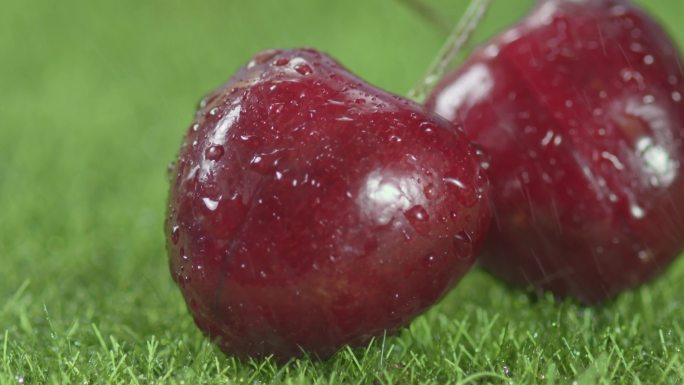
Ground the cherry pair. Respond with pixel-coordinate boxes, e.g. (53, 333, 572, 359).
(166, 0, 684, 360)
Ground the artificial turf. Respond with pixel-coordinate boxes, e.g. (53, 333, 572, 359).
(1, 0, 684, 383)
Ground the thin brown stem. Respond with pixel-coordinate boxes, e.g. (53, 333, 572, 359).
(408, 0, 491, 102)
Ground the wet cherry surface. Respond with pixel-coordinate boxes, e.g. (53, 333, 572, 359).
(166, 48, 490, 359)
(427, 0, 684, 304)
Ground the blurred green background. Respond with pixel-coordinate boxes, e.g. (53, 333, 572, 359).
(2, 0, 684, 384)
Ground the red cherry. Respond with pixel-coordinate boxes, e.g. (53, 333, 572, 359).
(427, 0, 684, 304)
(166, 48, 490, 359)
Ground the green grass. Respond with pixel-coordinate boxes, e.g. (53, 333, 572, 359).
(1, 0, 684, 383)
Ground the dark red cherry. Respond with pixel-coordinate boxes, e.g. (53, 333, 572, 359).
(427, 0, 684, 304)
(166, 48, 490, 359)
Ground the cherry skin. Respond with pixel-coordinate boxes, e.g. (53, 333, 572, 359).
(166, 48, 490, 360)
(426, 0, 684, 304)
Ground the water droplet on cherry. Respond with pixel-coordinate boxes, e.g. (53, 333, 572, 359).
(171, 226, 180, 244)
(295, 64, 313, 75)
(274, 57, 290, 66)
(205, 145, 225, 161)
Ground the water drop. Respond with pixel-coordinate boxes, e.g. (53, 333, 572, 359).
(424, 254, 436, 266)
(249, 155, 263, 167)
(405, 205, 428, 221)
(209, 107, 219, 116)
(471, 143, 485, 157)
(419, 121, 435, 133)
(454, 231, 472, 243)
(295, 64, 313, 75)
(202, 197, 219, 211)
(630, 203, 645, 219)
(453, 231, 473, 259)
(423, 183, 436, 199)
(205, 145, 225, 161)
(171, 226, 180, 244)
(251, 50, 280, 67)
(444, 177, 466, 189)
(405, 205, 430, 234)
(273, 57, 290, 66)
(553, 135, 562, 146)
(471, 143, 491, 169)
(638, 249, 653, 262)
(197, 96, 208, 110)
(450, 211, 459, 222)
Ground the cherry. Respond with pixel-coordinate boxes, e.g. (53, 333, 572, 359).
(426, 0, 684, 304)
(166, 48, 490, 359)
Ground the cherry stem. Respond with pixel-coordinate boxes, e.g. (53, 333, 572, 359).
(408, 0, 491, 102)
